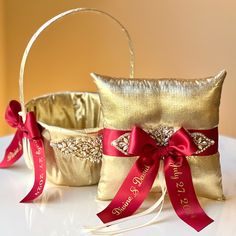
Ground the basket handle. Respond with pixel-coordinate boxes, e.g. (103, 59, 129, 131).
(19, 8, 135, 115)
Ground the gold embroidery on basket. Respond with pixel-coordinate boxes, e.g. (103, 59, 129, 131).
(50, 135, 102, 163)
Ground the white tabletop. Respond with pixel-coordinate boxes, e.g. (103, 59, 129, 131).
(0, 135, 236, 236)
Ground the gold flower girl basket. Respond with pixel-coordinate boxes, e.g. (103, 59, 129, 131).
(0, 8, 135, 202)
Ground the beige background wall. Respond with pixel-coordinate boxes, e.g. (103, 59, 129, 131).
(0, 0, 6, 135)
(0, 0, 235, 137)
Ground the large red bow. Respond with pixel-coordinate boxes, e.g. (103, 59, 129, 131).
(0, 100, 46, 203)
(97, 126, 213, 232)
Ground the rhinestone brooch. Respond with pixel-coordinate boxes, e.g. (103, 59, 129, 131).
(190, 132, 215, 154)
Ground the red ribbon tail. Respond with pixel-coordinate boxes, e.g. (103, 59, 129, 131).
(20, 138, 46, 203)
(97, 158, 160, 223)
(164, 156, 214, 232)
(0, 130, 23, 168)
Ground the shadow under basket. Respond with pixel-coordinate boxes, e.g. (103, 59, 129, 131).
(25, 92, 103, 186)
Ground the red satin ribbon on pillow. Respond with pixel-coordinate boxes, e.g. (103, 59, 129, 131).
(97, 126, 215, 232)
(0, 100, 46, 203)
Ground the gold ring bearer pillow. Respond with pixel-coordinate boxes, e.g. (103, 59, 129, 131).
(1, 8, 135, 201)
(88, 71, 226, 234)
(92, 70, 226, 200)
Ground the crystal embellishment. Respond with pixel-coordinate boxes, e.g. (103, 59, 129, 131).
(111, 133, 130, 155)
(190, 132, 215, 154)
(146, 126, 175, 146)
(50, 135, 102, 163)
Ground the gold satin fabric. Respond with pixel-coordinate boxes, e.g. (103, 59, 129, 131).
(26, 92, 103, 129)
(93, 70, 226, 200)
(26, 92, 103, 186)
(98, 153, 223, 200)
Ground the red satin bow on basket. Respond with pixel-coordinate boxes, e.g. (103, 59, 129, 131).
(0, 100, 46, 203)
(94, 126, 213, 233)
